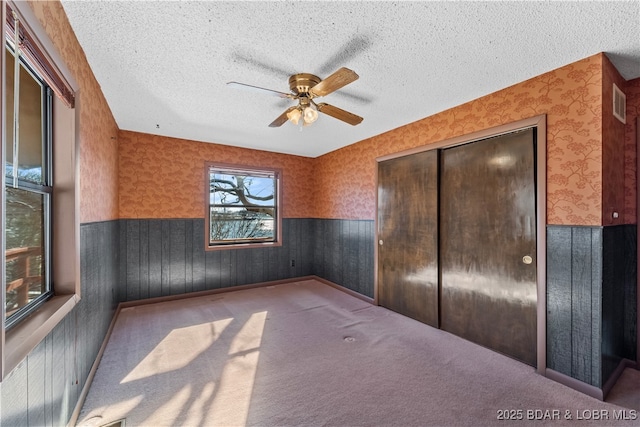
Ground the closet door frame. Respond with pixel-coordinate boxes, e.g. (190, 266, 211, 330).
(374, 114, 547, 374)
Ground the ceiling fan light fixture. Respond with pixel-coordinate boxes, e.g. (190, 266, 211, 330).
(287, 107, 302, 125)
(303, 105, 318, 124)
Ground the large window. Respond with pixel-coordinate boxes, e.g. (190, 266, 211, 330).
(1, 1, 78, 381)
(4, 43, 52, 327)
(206, 164, 281, 248)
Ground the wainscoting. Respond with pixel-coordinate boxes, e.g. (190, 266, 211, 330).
(603, 225, 637, 380)
(119, 218, 311, 300)
(312, 219, 375, 298)
(3, 220, 637, 427)
(118, 218, 375, 302)
(547, 225, 637, 388)
(1, 221, 120, 426)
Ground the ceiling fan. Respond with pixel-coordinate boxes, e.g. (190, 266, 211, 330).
(227, 67, 363, 127)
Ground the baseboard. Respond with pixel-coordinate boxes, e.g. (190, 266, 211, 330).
(116, 276, 374, 309)
(313, 276, 375, 304)
(118, 276, 316, 309)
(549, 358, 640, 403)
(545, 368, 604, 400)
(602, 358, 637, 399)
(68, 305, 122, 427)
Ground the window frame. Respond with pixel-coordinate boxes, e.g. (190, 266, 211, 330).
(4, 44, 54, 329)
(1, 0, 80, 382)
(205, 162, 282, 251)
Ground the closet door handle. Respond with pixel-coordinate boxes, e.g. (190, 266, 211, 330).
(522, 255, 533, 265)
(379, 239, 384, 246)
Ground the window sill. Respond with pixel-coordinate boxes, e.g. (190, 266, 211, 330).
(3, 294, 78, 379)
(206, 240, 283, 251)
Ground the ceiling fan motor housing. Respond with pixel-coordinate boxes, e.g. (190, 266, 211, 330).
(289, 73, 321, 95)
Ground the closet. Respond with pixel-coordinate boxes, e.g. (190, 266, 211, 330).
(377, 127, 538, 366)
(378, 150, 439, 326)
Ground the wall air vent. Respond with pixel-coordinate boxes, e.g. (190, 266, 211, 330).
(613, 83, 626, 124)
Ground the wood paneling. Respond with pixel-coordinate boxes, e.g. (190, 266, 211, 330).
(546, 224, 637, 388)
(378, 151, 439, 326)
(118, 217, 375, 301)
(440, 129, 537, 366)
(1, 221, 119, 427)
(624, 225, 637, 362)
(602, 225, 638, 383)
(119, 218, 321, 301)
(546, 226, 573, 376)
(192, 219, 206, 292)
(547, 226, 603, 386)
(34, 330, 53, 425)
(312, 219, 374, 298)
(126, 220, 141, 300)
(1, 357, 28, 426)
(570, 228, 597, 383)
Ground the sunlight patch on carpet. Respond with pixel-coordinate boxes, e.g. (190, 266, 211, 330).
(121, 318, 233, 383)
(141, 384, 193, 426)
(210, 311, 267, 426)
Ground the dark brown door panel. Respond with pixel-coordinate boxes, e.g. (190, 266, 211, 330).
(378, 150, 439, 327)
(440, 129, 537, 366)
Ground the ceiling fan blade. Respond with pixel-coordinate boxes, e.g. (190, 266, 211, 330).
(269, 107, 297, 127)
(309, 67, 359, 97)
(227, 81, 293, 99)
(316, 103, 363, 125)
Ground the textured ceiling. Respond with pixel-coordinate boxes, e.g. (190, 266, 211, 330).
(60, 1, 640, 158)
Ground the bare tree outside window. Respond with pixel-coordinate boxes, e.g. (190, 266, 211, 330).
(208, 167, 279, 246)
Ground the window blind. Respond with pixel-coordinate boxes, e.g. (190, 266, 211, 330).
(6, 3, 75, 108)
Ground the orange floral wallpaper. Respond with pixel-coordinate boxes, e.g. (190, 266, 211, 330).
(28, 0, 119, 223)
(602, 55, 627, 226)
(314, 54, 607, 225)
(29, 9, 629, 229)
(624, 77, 640, 224)
(118, 131, 315, 219)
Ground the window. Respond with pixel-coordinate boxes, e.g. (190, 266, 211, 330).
(2, 1, 78, 379)
(4, 42, 53, 328)
(206, 163, 281, 248)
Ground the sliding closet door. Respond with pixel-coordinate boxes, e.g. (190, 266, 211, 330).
(378, 151, 438, 326)
(440, 129, 537, 366)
